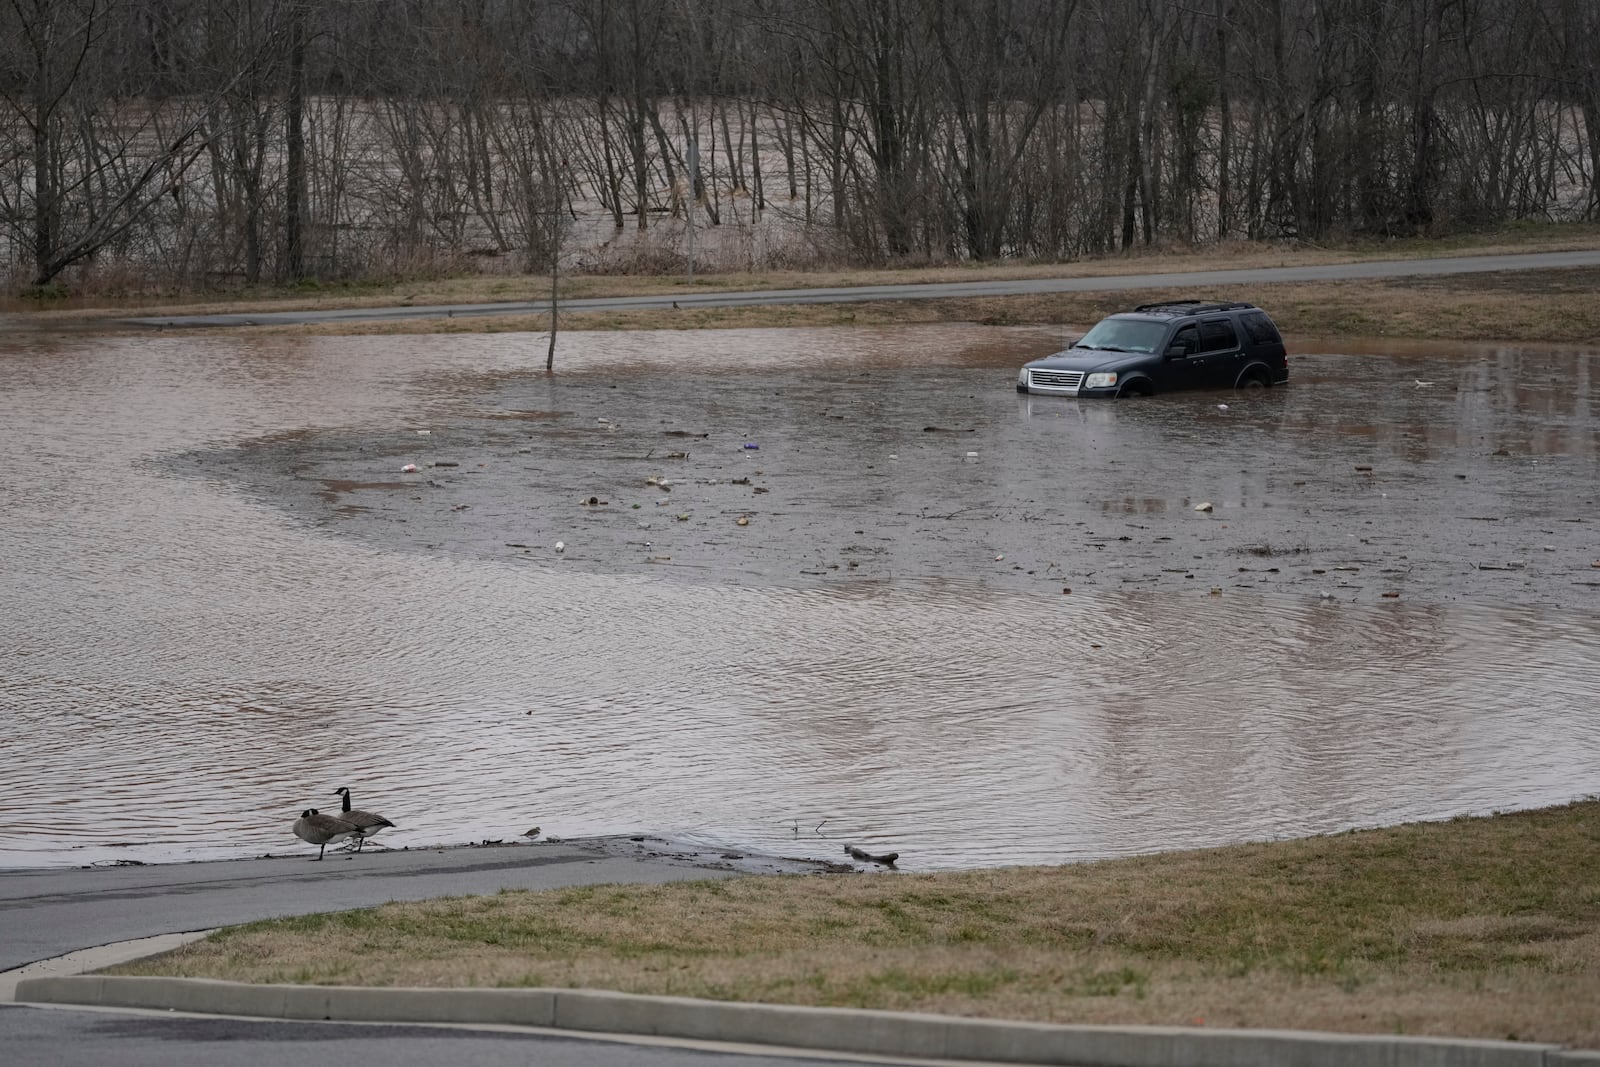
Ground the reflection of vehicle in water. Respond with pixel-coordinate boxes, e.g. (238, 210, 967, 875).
(1017, 392, 1118, 424)
(1018, 300, 1289, 398)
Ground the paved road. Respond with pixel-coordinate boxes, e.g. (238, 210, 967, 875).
(0, 1005, 892, 1067)
(126, 248, 1600, 329)
(1, 844, 926, 1065)
(0, 843, 742, 973)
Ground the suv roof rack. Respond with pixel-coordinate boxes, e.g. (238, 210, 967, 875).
(1131, 300, 1256, 315)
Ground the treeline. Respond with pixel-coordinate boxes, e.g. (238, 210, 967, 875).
(1, 0, 1596, 289)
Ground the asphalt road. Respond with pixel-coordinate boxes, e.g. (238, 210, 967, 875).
(0, 1005, 897, 1067)
(126, 248, 1600, 329)
(0, 843, 738, 973)
(0, 842, 919, 1066)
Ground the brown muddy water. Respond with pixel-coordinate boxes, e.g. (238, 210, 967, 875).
(2, 323, 1598, 871)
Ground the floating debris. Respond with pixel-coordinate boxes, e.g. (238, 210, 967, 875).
(845, 844, 899, 867)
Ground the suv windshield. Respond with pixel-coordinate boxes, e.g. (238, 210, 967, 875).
(1073, 317, 1167, 354)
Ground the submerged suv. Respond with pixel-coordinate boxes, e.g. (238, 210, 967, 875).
(1017, 300, 1288, 398)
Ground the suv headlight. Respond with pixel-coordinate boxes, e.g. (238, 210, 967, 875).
(1017, 368, 1029, 386)
(1085, 372, 1118, 388)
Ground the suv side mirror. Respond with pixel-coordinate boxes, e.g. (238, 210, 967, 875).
(1165, 344, 1189, 359)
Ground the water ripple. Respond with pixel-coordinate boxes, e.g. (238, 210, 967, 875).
(2, 328, 1598, 869)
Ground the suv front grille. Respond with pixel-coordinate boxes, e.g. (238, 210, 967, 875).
(1030, 369, 1084, 389)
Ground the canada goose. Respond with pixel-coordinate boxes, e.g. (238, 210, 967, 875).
(332, 786, 395, 851)
(293, 809, 358, 860)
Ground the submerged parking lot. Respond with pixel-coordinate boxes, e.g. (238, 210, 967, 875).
(208, 326, 1599, 610)
(4, 323, 1598, 870)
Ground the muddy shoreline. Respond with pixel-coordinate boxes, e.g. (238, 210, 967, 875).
(250, 835, 857, 877)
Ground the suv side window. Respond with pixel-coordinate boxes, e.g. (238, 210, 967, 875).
(1198, 319, 1238, 353)
(1170, 325, 1199, 355)
(1239, 312, 1282, 346)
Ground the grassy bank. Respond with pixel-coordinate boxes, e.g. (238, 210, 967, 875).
(259, 266, 1600, 345)
(12, 222, 1600, 346)
(111, 801, 1600, 1046)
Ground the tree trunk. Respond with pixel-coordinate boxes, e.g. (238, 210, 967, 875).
(749, 99, 765, 212)
(32, 95, 57, 285)
(546, 249, 558, 371)
(1215, 0, 1231, 240)
(284, 0, 307, 281)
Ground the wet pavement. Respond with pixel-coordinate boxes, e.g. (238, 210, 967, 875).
(0, 1005, 873, 1067)
(3, 323, 1599, 873)
(0, 836, 841, 974)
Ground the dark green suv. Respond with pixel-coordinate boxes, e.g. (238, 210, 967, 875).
(1017, 300, 1289, 398)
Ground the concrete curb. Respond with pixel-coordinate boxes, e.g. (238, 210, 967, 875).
(15, 974, 1599, 1067)
(0, 932, 211, 1003)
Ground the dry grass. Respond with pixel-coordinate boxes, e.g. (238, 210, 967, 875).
(251, 268, 1600, 346)
(10, 220, 1600, 326)
(111, 801, 1600, 1046)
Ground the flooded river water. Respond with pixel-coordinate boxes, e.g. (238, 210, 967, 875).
(2, 323, 1597, 871)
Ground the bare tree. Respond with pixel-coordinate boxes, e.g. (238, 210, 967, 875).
(0, 0, 1592, 288)
(0, 0, 221, 285)
(283, 0, 306, 279)
(929, 0, 1081, 259)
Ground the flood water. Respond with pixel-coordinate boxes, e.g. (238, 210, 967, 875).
(2, 323, 1598, 871)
